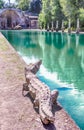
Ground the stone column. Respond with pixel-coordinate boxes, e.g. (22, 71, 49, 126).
(76, 18, 80, 34)
(61, 20, 64, 32)
(68, 19, 71, 33)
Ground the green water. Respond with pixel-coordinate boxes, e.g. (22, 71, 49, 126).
(1, 30, 84, 130)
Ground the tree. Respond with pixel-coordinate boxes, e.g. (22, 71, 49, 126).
(16, 0, 30, 10)
(0, 0, 4, 8)
(60, 0, 77, 19)
(50, 0, 65, 28)
(79, 8, 84, 30)
(59, 0, 84, 26)
(16, 0, 42, 12)
(15, 0, 84, 30)
(30, 0, 42, 14)
(39, 0, 64, 29)
(8, 0, 10, 5)
(39, 12, 46, 28)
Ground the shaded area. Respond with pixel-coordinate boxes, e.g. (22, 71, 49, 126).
(43, 123, 56, 130)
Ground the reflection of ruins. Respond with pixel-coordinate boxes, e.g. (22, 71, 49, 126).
(2, 31, 84, 89)
(0, 8, 38, 29)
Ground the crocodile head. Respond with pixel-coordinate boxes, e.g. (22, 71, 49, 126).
(36, 59, 42, 67)
(31, 59, 42, 74)
(25, 60, 42, 74)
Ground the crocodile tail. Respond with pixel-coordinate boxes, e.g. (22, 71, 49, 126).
(40, 101, 55, 123)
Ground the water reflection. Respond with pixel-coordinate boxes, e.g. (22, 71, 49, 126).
(2, 30, 84, 90)
(1, 30, 84, 130)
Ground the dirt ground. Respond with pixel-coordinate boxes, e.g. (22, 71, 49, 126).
(0, 32, 80, 130)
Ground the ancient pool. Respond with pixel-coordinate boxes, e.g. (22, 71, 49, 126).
(1, 30, 84, 130)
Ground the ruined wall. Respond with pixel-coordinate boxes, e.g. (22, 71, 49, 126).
(0, 9, 27, 29)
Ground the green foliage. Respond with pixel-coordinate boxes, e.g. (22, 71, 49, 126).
(39, 12, 47, 28)
(60, 0, 80, 19)
(59, 0, 84, 28)
(38, 0, 84, 30)
(5, 0, 84, 30)
(17, 0, 30, 10)
(0, 0, 4, 8)
(79, 8, 84, 30)
(30, 0, 42, 14)
(39, 0, 64, 29)
(16, 0, 42, 12)
(42, 0, 52, 22)
(79, 8, 84, 21)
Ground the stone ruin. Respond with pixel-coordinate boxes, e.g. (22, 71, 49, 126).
(0, 8, 38, 29)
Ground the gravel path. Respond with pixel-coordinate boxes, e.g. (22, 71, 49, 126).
(0, 32, 80, 130)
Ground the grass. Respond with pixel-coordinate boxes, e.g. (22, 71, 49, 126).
(0, 33, 25, 81)
(0, 38, 9, 51)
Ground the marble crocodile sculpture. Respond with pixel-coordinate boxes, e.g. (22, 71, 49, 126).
(22, 60, 59, 124)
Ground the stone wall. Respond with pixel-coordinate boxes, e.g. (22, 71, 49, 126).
(0, 9, 29, 29)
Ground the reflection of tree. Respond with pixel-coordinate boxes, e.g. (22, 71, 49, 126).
(77, 45, 84, 72)
(53, 33, 66, 49)
(40, 32, 84, 90)
(75, 34, 79, 48)
(45, 32, 53, 45)
(3, 31, 43, 59)
(57, 34, 84, 90)
(79, 34, 84, 45)
(39, 32, 52, 70)
(2, 30, 84, 90)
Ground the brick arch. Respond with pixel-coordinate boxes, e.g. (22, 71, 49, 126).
(0, 9, 21, 29)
